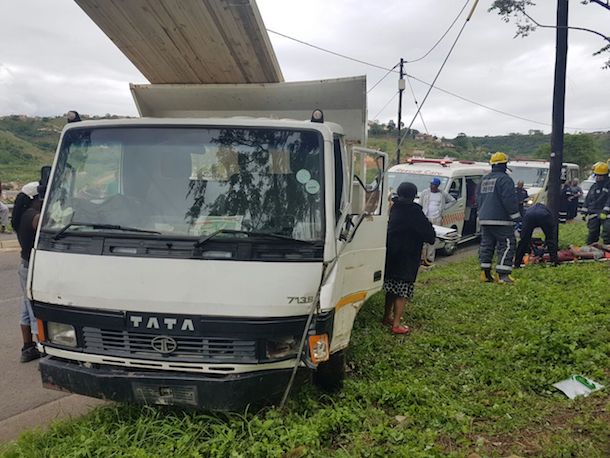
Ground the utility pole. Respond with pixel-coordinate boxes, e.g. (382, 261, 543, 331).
(396, 58, 405, 165)
(547, 0, 569, 243)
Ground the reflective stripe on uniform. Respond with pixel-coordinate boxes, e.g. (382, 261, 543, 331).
(509, 212, 521, 220)
(479, 220, 514, 226)
(499, 237, 512, 268)
(480, 263, 492, 268)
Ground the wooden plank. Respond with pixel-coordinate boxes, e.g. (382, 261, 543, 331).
(75, 0, 283, 84)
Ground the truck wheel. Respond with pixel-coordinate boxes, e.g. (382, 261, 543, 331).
(442, 241, 457, 256)
(313, 350, 346, 392)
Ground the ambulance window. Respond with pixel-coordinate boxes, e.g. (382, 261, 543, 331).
(449, 178, 463, 199)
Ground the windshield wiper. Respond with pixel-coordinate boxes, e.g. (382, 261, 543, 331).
(193, 229, 316, 249)
(52, 222, 161, 241)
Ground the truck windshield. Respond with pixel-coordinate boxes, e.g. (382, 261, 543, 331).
(42, 126, 325, 241)
(509, 166, 548, 187)
(387, 172, 448, 196)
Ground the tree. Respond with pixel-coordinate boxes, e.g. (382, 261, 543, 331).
(534, 134, 603, 171)
(490, 1, 610, 68)
(386, 120, 396, 133)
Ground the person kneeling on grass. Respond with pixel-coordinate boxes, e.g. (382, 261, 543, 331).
(383, 182, 436, 335)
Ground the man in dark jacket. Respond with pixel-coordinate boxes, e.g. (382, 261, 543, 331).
(514, 203, 559, 267)
(514, 180, 529, 217)
(477, 152, 521, 284)
(583, 162, 610, 244)
(383, 182, 436, 334)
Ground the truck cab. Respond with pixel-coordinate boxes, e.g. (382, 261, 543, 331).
(31, 78, 389, 409)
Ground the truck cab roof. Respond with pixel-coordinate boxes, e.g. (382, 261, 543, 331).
(61, 116, 345, 138)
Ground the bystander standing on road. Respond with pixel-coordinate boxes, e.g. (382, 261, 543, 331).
(583, 162, 610, 244)
(14, 181, 42, 362)
(514, 203, 559, 268)
(478, 152, 521, 284)
(419, 177, 455, 265)
(382, 182, 436, 335)
(514, 180, 529, 218)
(0, 180, 10, 233)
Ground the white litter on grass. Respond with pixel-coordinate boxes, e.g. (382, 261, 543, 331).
(553, 375, 604, 399)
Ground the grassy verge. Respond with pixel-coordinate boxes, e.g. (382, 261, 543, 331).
(2, 225, 609, 457)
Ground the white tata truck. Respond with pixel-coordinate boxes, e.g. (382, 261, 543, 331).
(31, 76, 389, 409)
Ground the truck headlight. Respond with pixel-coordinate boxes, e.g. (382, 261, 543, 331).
(47, 322, 77, 347)
(266, 337, 299, 360)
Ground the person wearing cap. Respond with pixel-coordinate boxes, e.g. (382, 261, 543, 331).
(583, 162, 610, 244)
(419, 177, 456, 265)
(383, 182, 436, 334)
(477, 152, 521, 284)
(13, 181, 42, 362)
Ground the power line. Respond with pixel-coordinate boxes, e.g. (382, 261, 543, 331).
(367, 62, 399, 94)
(266, 28, 393, 72)
(372, 91, 399, 120)
(406, 0, 471, 63)
(405, 75, 429, 134)
(399, 0, 480, 149)
(267, 27, 609, 132)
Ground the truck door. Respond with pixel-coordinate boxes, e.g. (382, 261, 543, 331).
(328, 146, 387, 353)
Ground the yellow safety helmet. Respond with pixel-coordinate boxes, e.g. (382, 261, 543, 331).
(489, 152, 509, 165)
(593, 162, 609, 175)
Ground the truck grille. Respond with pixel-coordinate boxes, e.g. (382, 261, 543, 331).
(82, 327, 257, 363)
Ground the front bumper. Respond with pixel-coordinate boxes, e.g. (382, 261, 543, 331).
(40, 356, 305, 411)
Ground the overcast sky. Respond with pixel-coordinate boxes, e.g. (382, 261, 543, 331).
(0, 0, 608, 138)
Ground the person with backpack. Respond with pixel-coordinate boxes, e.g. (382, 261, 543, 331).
(478, 152, 521, 284)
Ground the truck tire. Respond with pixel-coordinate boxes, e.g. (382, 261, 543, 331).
(312, 350, 346, 392)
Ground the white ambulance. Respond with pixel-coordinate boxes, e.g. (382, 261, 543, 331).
(387, 158, 490, 255)
(509, 160, 580, 206)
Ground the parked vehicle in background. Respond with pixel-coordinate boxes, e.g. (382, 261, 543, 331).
(509, 160, 580, 207)
(387, 158, 489, 255)
(579, 179, 595, 209)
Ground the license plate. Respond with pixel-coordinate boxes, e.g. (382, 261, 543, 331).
(132, 383, 198, 407)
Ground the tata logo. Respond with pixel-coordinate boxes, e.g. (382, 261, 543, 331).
(129, 315, 196, 332)
(151, 336, 178, 354)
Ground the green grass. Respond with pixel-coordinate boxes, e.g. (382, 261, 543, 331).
(2, 224, 609, 457)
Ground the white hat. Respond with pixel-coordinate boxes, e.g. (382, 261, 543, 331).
(22, 181, 40, 199)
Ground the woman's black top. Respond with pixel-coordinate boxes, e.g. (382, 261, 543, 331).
(385, 198, 436, 282)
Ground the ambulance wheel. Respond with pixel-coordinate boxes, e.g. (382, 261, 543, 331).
(442, 241, 457, 256)
(313, 350, 345, 392)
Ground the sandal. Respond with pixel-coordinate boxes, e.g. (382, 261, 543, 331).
(391, 325, 411, 335)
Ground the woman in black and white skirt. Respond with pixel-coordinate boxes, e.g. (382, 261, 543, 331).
(383, 182, 436, 334)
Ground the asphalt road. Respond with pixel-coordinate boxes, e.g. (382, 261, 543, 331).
(0, 250, 67, 422)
